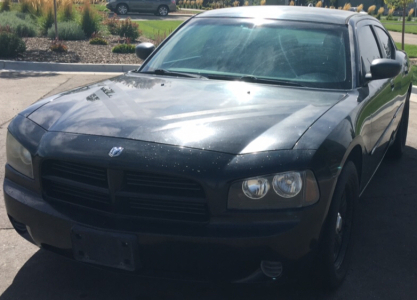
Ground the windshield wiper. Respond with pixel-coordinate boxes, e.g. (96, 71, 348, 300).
(145, 69, 207, 79)
(206, 74, 303, 87)
(239, 76, 303, 87)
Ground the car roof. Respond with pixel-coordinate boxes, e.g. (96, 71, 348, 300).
(196, 6, 368, 25)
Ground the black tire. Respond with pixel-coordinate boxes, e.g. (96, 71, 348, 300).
(156, 5, 169, 16)
(387, 90, 410, 159)
(116, 4, 128, 15)
(319, 161, 359, 289)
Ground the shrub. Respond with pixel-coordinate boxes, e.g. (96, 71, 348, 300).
(47, 22, 85, 40)
(376, 7, 384, 18)
(153, 30, 171, 47)
(59, 0, 75, 22)
(1, 0, 11, 12)
(112, 43, 135, 53)
(81, 2, 100, 38)
(89, 37, 108, 45)
(0, 25, 13, 33)
(118, 18, 139, 40)
(343, 3, 351, 10)
(357, 4, 363, 12)
(0, 32, 26, 57)
(103, 15, 120, 35)
(20, 0, 31, 13)
(50, 39, 68, 52)
(407, 8, 414, 21)
(0, 11, 37, 37)
(316, 1, 322, 7)
(367, 5, 376, 15)
(40, 6, 55, 36)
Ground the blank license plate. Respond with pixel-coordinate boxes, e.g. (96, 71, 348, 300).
(71, 225, 138, 271)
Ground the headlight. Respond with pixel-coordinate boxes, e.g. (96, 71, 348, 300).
(6, 132, 34, 179)
(272, 172, 302, 198)
(242, 178, 270, 199)
(228, 170, 319, 210)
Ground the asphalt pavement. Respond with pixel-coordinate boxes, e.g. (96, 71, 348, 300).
(389, 31, 417, 45)
(1, 71, 417, 299)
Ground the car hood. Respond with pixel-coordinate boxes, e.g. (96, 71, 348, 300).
(27, 73, 346, 154)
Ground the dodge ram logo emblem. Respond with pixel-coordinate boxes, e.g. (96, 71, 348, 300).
(109, 147, 124, 157)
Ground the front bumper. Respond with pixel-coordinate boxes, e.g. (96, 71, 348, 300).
(168, 3, 177, 12)
(4, 174, 327, 282)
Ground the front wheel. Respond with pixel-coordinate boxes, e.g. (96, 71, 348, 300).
(156, 5, 169, 16)
(117, 4, 128, 15)
(319, 161, 359, 289)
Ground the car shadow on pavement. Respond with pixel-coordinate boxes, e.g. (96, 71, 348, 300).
(0, 71, 60, 80)
(1, 146, 417, 300)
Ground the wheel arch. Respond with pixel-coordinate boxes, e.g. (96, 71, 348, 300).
(343, 145, 362, 190)
(116, 3, 129, 10)
(157, 4, 170, 12)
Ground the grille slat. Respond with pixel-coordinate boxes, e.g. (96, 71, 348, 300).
(125, 181, 202, 191)
(125, 171, 205, 198)
(129, 200, 207, 213)
(42, 160, 208, 222)
(51, 165, 107, 181)
(129, 204, 207, 216)
(121, 197, 209, 221)
(50, 183, 109, 204)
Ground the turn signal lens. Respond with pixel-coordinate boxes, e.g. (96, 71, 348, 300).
(242, 178, 270, 199)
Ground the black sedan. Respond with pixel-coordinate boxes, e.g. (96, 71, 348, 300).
(3, 7, 411, 288)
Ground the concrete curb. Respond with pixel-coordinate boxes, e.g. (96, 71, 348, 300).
(0, 60, 138, 73)
(413, 85, 417, 95)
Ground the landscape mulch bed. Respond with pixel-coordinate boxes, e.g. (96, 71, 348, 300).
(10, 35, 148, 65)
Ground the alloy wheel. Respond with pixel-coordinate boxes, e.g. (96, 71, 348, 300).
(158, 6, 168, 16)
(117, 5, 128, 15)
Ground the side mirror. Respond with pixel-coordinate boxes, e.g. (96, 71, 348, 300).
(365, 58, 401, 81)
(135, 42, 155, 60)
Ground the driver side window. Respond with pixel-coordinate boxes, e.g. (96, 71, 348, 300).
(374, 26, 395, 59)
(357, 25, 381, 75)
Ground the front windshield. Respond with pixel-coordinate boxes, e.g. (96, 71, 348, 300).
(140, 18, 352, 90)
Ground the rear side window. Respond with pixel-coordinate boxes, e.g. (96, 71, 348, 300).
(374, 26, 395, 59)
(357, 26, 381, 74)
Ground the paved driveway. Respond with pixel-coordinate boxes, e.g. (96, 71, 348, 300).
(1, 71, 417, 299)
(389, 30, 417, 45)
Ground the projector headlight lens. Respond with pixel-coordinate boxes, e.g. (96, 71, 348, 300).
(242, 178, 270, 199)
(272, 172, 302, 198)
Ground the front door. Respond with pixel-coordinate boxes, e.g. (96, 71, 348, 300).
(355, 22, 399, 183)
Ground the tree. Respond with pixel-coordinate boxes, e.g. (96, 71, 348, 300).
(384, 0, 414, 50)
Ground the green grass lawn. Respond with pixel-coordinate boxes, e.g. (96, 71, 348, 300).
(395, 43, 417, 58)
(176, 9, 203, 14)
(134, 20, 183, 40)
(384, 23, 417, 34)
(381, 18, 417, 24)
(412, 65, 417, 85)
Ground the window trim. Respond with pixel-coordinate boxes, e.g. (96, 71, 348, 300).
(355, 22, 383, 85)
(372, 25, 396, 60)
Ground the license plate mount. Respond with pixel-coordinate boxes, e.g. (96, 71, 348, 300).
(71, 225, 138, 271)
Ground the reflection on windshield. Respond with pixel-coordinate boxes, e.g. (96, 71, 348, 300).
(141, 18, 352, 90)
